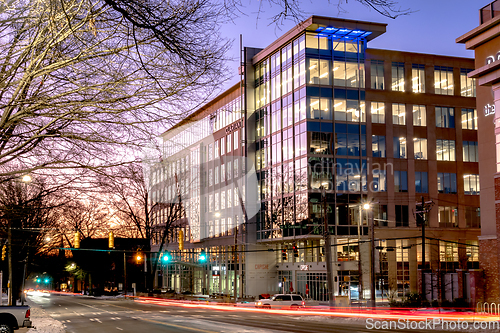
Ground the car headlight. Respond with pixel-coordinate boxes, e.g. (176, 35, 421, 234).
(257, 301, 262, 305)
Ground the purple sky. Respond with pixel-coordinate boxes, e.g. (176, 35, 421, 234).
(220, 0, 490, 88)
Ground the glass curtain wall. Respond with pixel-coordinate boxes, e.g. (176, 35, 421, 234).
(255, 27, 369, 240)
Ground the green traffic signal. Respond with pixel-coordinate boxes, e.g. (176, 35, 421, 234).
(162, 252, 170, 262)
(36, 279, 41, 283)
(199, 250, 207, 262)
(44, 278, 49, 283)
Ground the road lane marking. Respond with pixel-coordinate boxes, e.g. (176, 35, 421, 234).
(138, 317, 220, 333)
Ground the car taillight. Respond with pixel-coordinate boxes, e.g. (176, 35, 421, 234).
(25, 309, 30, 318)
(302, 301, 305, 306)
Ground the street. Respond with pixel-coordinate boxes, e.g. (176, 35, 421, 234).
(27, 294, 438, 333)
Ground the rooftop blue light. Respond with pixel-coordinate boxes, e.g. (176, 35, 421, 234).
(315, 26, 372, 40)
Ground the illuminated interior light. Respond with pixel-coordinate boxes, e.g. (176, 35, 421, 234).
(399, 137, 405, 141)
(309, 65, 317, 70)
(412, 77, 419, 81)
(320, 73, 328, 78)
(399, 113, 405, 117)
(413, 138, 418, 141)
(463, 174, 471, 178)
(315, 148, 322, 152)
(310, 101, 319, 106)
(333, 67, 339, 71)
(360, 104, 365, 108)
(334, 102, 343, 108)
(353, 175, 361, 179)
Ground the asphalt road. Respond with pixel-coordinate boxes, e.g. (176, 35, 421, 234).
(27, 294, 439, 333)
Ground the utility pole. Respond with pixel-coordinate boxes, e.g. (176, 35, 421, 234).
(123, 252, 127, 297)
(416, 196, 433, 301)
(7, 221, 12, 306)
(369, 208, 375, 308)
(233, 225, 238, 302)
(321, 186, 334, 308)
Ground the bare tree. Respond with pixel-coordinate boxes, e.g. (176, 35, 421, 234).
(223, 0, 412, 26)
(0, 178, 64, 303)
(0, 0, 230, 180)
(58, 199, 111, 247)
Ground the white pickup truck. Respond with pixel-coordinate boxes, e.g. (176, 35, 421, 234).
(0, 305, 32, 332)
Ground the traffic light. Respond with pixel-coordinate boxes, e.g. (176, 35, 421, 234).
(136, 250, 143, 263)
(281, 249, 287, 261)
(178, 229, 184, 251)
(199, 250, 207, 262)
(293, 244, 299, 258)
(74, 232, 80, 249)
(1, 245, 5, 261)
(36, 278, 41, 283)
(162, 251, 171, 262)
(108, 231, 114, 249)
(44, 278, 49, 283)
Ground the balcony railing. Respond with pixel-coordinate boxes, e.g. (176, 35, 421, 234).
(480, 0, 500, 24)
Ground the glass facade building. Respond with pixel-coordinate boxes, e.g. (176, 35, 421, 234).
(151, 16, 479, 303)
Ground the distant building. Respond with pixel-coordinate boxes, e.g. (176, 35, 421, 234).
(457, 0, 500, 304)
(150, 16, 478, 303)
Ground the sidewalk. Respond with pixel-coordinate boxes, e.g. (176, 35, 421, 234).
(26, 299, 65, 333)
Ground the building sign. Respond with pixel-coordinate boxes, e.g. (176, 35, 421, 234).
(254, 264, 268, 270)
(485, 103, 496, 116)
(225, 120, 242, 134)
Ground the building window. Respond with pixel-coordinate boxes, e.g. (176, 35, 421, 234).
(393, 137, 407, 159)
(371, 60, 384, 90)
(412, 64, 425, 93)
(392, 103, 406, 125)
(310, 132, 332, 154)
(371, 102, 385, 123)
(413, 138, 427, 159)
(460, 68, 476, 97)
(391, 62, 405, 91)
(434, 66, 454, 95)
(221, 137, 225, 155)
(372, 169, 386, 192)
(208, 143, 213, 161)
(438, 207, 458, 228)
(395, 205, 409, 227)
(333, 99, 365, 122)
(334, 60, 365, 88)
(463, 174, 480, 195)
(310, 97, 332, 120)
(308, 58, 330, 85)
(372, 135, 386, 157)
(215, 166, 219, 184)
(465, 207, 480, 228)
(437, 173, 457, 194)
(234, 130, 239, 150)
(461, 108, 477, 130)
(435, 106, 455, 128)
(463, 141, 478, 162)
(227, 133, 232, 152)
(394, 171, 408, 192)
(209, 169, 213, 187)
(412, 105, 426, 126)
(415, 172, 428, 193)
(436, 139, 456, 161)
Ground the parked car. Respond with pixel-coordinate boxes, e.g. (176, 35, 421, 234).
(255, 294, 305, 309)
(0, 305, 32, 332)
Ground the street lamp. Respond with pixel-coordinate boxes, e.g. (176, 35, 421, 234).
(363, 202, 376, 308)
(22, 175, 32, 183)
(320, 186, 334, 308)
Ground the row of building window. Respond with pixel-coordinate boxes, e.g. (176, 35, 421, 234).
(372, 62, 475, 96)
(371, 170, 479, 194)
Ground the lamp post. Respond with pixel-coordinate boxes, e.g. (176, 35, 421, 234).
(363, 203, 376, 308)
(320, 186, 334, 308)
